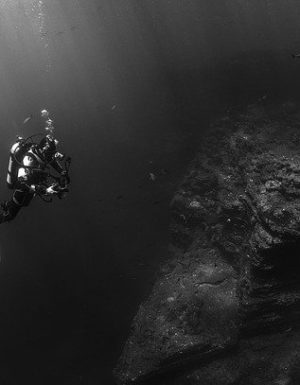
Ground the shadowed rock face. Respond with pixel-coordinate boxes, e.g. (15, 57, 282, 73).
(114, 101, 300, 385)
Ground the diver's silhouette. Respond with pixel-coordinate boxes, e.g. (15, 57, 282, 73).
(0, 111, 71, 223)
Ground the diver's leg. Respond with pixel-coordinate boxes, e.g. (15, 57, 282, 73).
(0, 200, 21, 223)
(0, 189, 34, 223)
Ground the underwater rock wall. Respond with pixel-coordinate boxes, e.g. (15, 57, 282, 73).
(115, 102, 300, 385)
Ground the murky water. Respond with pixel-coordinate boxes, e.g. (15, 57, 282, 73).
(0, 1, 299, 384)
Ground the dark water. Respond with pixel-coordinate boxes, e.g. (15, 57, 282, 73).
(0, 1, 300, 384)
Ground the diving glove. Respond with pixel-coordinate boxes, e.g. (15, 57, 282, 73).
(46, 184, 69, 198)
(31, 185, 47, 195)
(46, 185, 58, 195)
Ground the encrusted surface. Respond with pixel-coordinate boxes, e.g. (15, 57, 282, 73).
(115, 101, 300, 384)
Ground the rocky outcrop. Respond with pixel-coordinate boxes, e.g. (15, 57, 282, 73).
(114, 101, 300, 384)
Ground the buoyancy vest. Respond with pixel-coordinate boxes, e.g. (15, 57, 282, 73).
(24, 147, 47, 168)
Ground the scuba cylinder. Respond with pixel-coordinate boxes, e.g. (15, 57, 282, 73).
(6, 109, 71, 197)
(6, 137, 32, 189)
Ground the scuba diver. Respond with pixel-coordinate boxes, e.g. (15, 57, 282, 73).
(0, 109, 71, 223)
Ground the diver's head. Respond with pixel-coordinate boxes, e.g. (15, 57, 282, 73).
(37, 135, 58, 162)
(41, 109, 49, 119)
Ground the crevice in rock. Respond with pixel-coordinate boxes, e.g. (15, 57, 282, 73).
(243, 240, 300, 337)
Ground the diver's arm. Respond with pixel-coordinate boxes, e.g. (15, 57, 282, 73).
(18, 159, 47, 194)
(20, 178, 59, 196)
(49, 153, 71, 186)
(50, 160, 64, 174)
(18, 168, 48, 194)
(49, 152, 65, 174)
(18, 168, 34, 192)
(18, 174, 47, 195)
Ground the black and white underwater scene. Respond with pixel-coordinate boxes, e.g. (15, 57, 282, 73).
(2, 1, 300, 384)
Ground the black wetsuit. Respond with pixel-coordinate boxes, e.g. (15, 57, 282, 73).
(0, 146, 64, 223)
